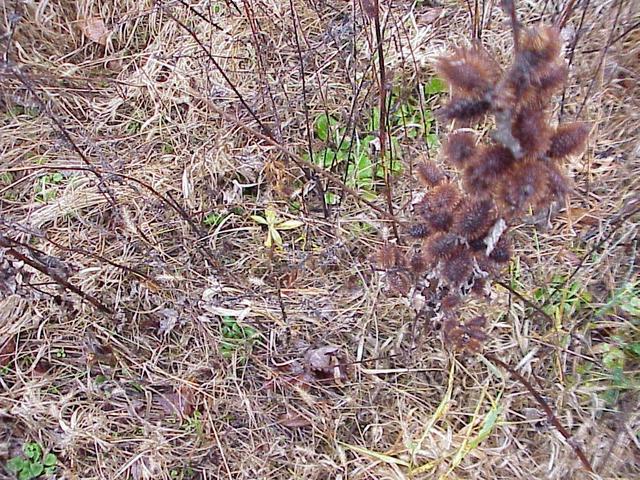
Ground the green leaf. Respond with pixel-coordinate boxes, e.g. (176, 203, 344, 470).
(44, 466, 57, 476)
(314, 114, 338, 142)
(316, 148, 337, 168)
(203, 213, 225, 227)
(603, 346, 625, 371)
(425, 77, 447, 95)
(276, 220, 304, 230)
(368, 107, 380, 131)
(627, 343, 640, 357)
(426, 133, 439, 148)
(468, 404, 501, 449)
(51, 172, 64, 183)
(324, 192, 339, 205)
(356, 153, 373, 180)
(268, 227, 282, 248)
(28, 462, 44, 478)
(250, 215, 268, 226)
(43, 453, 57, 467)
(6, 457, 26, 474)
(23, 443, 41, 462)
(264, 209, 277, 224)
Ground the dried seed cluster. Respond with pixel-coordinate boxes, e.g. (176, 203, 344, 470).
(376, 19, 589, 354)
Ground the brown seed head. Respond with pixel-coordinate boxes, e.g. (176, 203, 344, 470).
(512, 108, 552, 157)
(498, 160, 548, 214)
(425, 232, 458, 261)
(416, 161, 445, 187)
(443, 315, 487, 353)
(436, 46, 501, 96)
(443, 131, 477, 167)
(463, 146, 515, 197)
(438, 97, 492, 123)
(442, 248, 473, 286)
(547, 122, 589, 160)
(453, 198, 496, 240)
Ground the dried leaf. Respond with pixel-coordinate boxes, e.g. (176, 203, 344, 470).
(79, 17, 110, 46)
(156, 384, 195, 417)
(277, 412, 312, 428)
(304, 345, 349, 383)
(157, 308, 179, 336)
(0, 338, 15, 367)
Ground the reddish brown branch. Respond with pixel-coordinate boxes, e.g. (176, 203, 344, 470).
(0, 236, 113, 314)
(485, 353, 593, 473)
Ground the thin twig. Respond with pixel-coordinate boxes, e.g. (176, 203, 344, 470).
(0, 235, 113, 314)
(485, 352, 594, 473)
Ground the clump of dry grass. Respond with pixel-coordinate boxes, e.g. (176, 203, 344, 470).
(1, 0, 639, 479)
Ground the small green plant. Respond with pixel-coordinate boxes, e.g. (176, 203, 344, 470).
(184, 411, 204, 435)
(250, 208, 304, 248)
(203, 212, 227, 227)
(170, 465, 196, 479)
(34, 172, 65, 203)
(0, 171, 14, 185)
(533, 275, 592, 329)
(219, 316, 258, 358)
(6, 443, 57, 480)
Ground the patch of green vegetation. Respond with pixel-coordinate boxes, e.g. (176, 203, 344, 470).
(162, 142, 175, 154)
(6, 105, 40, 119)
(184, 411, 204, 436)
(569, 282, 640, 406)
(6, 443, 57, 480)
(125, 118, 142, 135)
(170, 466, 196, 479)
(306, 78, 445, 201)
(219, 316, 258, 359)
(0, 172, 14, 185)
(34, 172, 65, 203)
(533, 275, 592, 329)
(596, 281, 640, 317)
(203, 212, 227, 227)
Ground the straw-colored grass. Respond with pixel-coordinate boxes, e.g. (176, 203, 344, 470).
(1, 0, 638, 479)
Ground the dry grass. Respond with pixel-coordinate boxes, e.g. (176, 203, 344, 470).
(1, 0, 639, 479)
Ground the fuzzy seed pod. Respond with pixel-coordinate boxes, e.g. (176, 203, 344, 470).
(518, 26, 561, 70)
(443, 314, 487, 353)
(441, 294, 461, 311)
(512, 108, 552, 157)
(468, 237, 487, 252)
(426, 232, 458, 261)
(506, 59, 567, 109)
(488, 237, 512, 264)
(386, 271, 411, 296)
(407, 223, 431, 239)
(375, 243, 406, 270)
(543, 163, 571, 200)
(416, 161, 445, 187)
(463, 146, 515, 196)
(417, 183, 460, 231)
(453, 198, 496, 240)
(547, 123, 589, 159)
(522, 62, 569, 108)
(442, 248, 473, 286)
(409, 253, 429, 273)
(471, 277, 488, 296)
(443, 131, 477, 167)
(437, 97, 492, 123)
(436, 46, 501, 96)
(498, 161, 548, 214)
